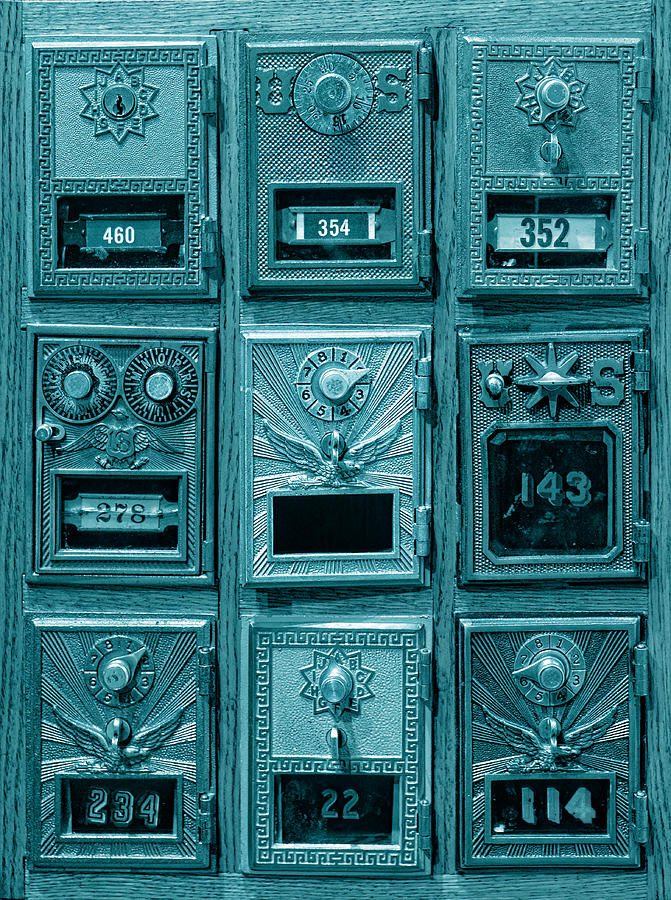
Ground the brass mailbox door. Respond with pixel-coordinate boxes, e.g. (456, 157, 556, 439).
(459, 329, 648, 582)
(459, 617, 645, 867)
(241, 618, 432, 875)
(26, 616, 216, 869)
(456, 35, 650, 295)
(241, 325, 432, 586)
(29, 37, 219, 297)
(242, 35, 433, 293)
(29, 325, 216, 583)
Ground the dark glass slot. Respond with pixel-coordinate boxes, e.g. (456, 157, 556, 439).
(59, 475, 180, 552)
(273, 186, 398, 263)
(57, 195, 185, 269)
(486, 193, 615, 269)
(61, 776, 178, 836)
(272, 492, 394, 556)
(275, 775, 397, 845)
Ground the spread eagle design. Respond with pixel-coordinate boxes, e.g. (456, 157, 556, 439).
(482, 705, 618, 772)
(58, 409, 178, 470)
(262, 418, 402, 487)
(51, 705, 187, 771)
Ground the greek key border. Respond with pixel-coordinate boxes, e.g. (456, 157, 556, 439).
(251, 628, 422, 869)
(35, 46, 205, 290)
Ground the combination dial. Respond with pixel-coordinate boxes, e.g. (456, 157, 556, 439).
(513, 632, 586, 706)
(123, 346, 199, 424)
(296, 346, 371, 421)
(41, 345, 117, 423)
(84, 635, 155, 707)
(293, 53, 374, 135)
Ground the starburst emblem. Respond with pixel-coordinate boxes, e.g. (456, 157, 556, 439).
(514, 342, 589, 418)
(515, 56, 588, 133)
(299, 647, 375, 718)
(80, 63, 159, 143)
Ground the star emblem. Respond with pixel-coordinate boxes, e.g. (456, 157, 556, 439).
(515, 56, 588, 133)
(514, 342, 589, 418)
(299, 647, 375, 718)
(80, 63, 159, 143)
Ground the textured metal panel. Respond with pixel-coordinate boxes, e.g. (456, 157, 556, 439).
(459, 329, 647, 582)
(459, 616, 643, 867)
(456, 34, 649, 295)
(26, 615, 215, 869)
(29, 38, 219, 297)
(29, 325, 216, 583)
(241, 325, 432, 585)
(241, 618, 432, 875)
(243, 35, 431, 292)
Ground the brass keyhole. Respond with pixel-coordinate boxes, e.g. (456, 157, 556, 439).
(115, 94, 125, 116)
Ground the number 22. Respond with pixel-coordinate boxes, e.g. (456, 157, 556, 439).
(321, 788, 360, 820)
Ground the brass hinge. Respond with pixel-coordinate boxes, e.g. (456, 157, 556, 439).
(631, 349, 650, 392)
(634, 228, 650, 276)
(633, 520, 650, 564)
(417, 46, 434, 102)
(419, 648, 432, 702)
(200, 65, 217, 115)
(415, 355, 432, 409)
(633, 790, 649, 844)
(202, 217, 219, 271)
(198, 790, 216, 844)
(417, 228, 433, 280)
(636, 56, 652, 103)
(633, 642, 649, 697)
(418, 799, 432, 853)
(203, 538, 215, 574)
(414, 505, 432, 557)
(198, 645, 216, 696)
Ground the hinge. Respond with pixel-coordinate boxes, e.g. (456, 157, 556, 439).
(633, 642, 649, 697)
(417, 229, 433, 280)
(198, 790, 216, 845)
(633, 790, 649, 844)
(203, 538, 214, 574)
(418, 799, 432, 852)
(415, 355, 432, 409)
(200, 65, 217, 115)
(198, 646, 215, 696)
(633, 520, 650, 563)
(414, 505, 432, 557)
(636, 56, 652, 103)
(417, 46, 434, 102)
(201, 217, 219, 271)
(631, 349, 650, 392)
(634, 228, 650, 276)
(419, 648, 432, 702)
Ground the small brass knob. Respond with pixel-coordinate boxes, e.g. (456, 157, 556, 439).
(99, 658, 132, 691)
(537, 76, 571, 112)
(313, 73, 353, 115)
(145, 370, 175, 402)
(62, 369, 94, 399)
(35, 423, 66, 443)
(484, 372, 505, 399)
(320, 660, 354, 705)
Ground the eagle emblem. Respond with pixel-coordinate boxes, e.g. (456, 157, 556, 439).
(262, 418, 401, 488)
(58, 409, 178, 470)
(51, 704, 187, 772)
(482, 706, 618, 773)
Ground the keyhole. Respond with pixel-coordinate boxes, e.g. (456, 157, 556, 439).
(115, 94, 125, 116)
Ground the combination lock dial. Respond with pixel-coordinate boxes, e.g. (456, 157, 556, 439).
(123, 346, 199, 424)
(84, 635, 155, 706)
(296, 346, 371, 421)
(42, 345, 117, 423)
(293, 53, 374, 135)
(512, 632, 586, 706)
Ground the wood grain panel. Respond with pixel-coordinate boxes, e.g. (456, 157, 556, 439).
(0, 2, 26, 898)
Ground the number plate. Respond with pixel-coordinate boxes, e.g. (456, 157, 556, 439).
(491, 214, 612, 252)
(459, 617, 643, 867)
(279, 206, 396, 245)
(84, 215, 164, 253)
(62, 493, 179, 533)
(243, 618, 432, 875)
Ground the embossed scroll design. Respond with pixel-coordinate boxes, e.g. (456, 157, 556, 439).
(468, 42, 637, 289)
(37, 628, 200, 860)
(36, 47, 204, 289)
(468, 627, 633, 862)
(251, 629, 422, 869)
